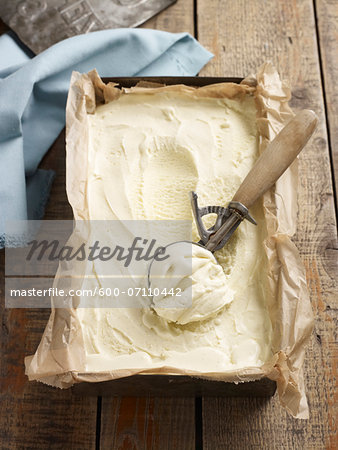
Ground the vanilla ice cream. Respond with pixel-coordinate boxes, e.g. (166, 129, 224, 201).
(76, 87, 273, 373)
(150, 242, 234, 325)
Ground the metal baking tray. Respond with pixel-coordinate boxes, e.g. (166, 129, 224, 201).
(73, 76, 276, 398)
(101, 76, 243, 87)
(0, 0, 178, 54)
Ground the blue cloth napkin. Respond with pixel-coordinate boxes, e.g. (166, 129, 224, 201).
(0, 29, 213, 247)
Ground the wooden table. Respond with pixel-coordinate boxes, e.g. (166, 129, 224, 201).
(1, 1, 337, 448)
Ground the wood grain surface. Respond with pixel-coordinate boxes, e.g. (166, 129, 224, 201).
(100, 397, 195, 450)
(142, 0, 194, 35)
(315, 0, 338, 201)
(1, 0, 337, 448)
(197, 0, 338, 448)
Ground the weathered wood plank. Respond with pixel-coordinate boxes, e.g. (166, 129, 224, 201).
(0, 131, 97, 449)
(197, 0, 338, 448)
(100, 397, 195, 450)
(315, 0, 338, 202)
(99, 2, 197, 448)
(141, 0, 194, 35)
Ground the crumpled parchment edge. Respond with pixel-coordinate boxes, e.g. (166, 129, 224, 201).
(25, 63, 314, 419)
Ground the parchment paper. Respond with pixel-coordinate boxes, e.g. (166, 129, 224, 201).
(25, 63, 314, 419)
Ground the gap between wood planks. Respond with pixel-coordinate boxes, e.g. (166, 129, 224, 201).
(194, 0, 199, 40)
(195, 397, 203, 450)
(96, 396, 102, 450)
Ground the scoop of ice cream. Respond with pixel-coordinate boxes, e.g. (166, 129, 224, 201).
(150, 242, 234, 324)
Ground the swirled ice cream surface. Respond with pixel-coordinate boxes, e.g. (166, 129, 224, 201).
(151, 242, 234, 325)
(77, 89, 273, 373)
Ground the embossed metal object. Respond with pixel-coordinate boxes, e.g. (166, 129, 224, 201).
(0, 0, 177, 54)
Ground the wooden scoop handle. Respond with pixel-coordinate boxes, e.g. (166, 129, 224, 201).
(232, 109, 318, 209)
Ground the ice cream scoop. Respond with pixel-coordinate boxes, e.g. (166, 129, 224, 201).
(148, 109, 318, 320)
(191, 109, 318, 252)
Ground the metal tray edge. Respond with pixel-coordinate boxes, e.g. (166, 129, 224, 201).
(101, 76, 243, 87)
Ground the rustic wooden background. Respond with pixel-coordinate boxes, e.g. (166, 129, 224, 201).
(0, 0, 337, 448)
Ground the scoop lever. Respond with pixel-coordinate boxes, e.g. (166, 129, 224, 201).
(190, 192, 256, 251)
